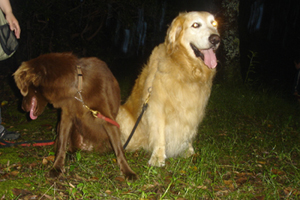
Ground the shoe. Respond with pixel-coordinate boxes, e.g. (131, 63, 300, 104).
(0, 125, 20, 141)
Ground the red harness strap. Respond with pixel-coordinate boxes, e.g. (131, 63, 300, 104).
(76, 66, 120, 128)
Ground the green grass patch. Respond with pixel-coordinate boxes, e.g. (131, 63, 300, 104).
(1, 77, 300, 199)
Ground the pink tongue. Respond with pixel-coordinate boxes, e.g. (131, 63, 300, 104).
(30, 97, 38, 120)
(202, 49, 217, 69)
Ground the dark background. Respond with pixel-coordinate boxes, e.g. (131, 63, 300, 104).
(1, 0, 299, 96)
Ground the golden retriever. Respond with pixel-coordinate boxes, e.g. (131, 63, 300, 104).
(117, 11, 220, 166)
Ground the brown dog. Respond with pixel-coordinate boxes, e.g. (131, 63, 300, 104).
(14, 53, 137, 180)
(117, 11, 220, 167)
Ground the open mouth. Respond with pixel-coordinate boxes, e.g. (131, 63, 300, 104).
(190, 43, 218, 69)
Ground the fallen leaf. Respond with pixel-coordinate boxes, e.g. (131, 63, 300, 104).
(115, 176, 125, 182)
(27, 195, 38, 199)
(42, 194, 53, 199)
(235, 172, 253, 177)
(29, 163, 38, 169)
(215, 189, 229, 197)
(75, 174, 87, 181)
(42, 124, 53, 130)
(69, 182, 75, 188)
(236, 177, 248, 185)
(122, 190, 132, 194)
(42, 158, 48, 165)
(10, 171, 19, 176)
(189, 166, 198, 171)
(46, 155, 55, 162)
(283, 187, 300, 196)
(271, 168, 285, 175)
(142, 184, 156, 190)
(257, 161, 266, 165)
(256, 164, 263, 168)
(223, 180, 235, 190)
(197, 185, 207, 190)
(89, 177, 99, 181)
(12, 188, 31, 196)
(105, 190, 112, 195)
(255, 196, 265, 200)
(17, 165, 22, 170)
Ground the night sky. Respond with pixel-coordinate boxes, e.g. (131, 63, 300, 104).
(1, 0, 300, 94)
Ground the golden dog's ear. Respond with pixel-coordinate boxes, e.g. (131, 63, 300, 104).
(13, 62, 40, 96)
(165, 13, 184, 54)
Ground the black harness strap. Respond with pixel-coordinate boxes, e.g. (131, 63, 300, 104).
(123, 87, 152, 150)
(123, 103, 148, 150)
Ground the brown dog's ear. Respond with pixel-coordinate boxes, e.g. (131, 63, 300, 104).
(164, 13, 185, 54)
(13, 62, 40, 96)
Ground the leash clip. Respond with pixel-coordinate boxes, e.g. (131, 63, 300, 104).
(144, 87, 152, 105)
(84, 105, 99, 118)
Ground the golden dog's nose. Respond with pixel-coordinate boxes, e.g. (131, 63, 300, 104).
(209, 34, 221, 46)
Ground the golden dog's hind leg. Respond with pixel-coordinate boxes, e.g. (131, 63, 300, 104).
(183, 142, 195, 158)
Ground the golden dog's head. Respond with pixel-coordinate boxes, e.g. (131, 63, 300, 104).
(165, 11, 220, 69)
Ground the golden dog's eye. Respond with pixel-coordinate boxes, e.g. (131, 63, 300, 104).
(192, 23, 201, 28)
(211, 20, 218, 27)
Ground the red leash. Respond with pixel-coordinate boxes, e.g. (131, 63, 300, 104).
(0, 139, 54, 148)
(96, 113, 120, 128)
(83, 104, 120, 128)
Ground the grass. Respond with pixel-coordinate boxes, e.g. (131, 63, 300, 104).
(0, 74, 300, 199)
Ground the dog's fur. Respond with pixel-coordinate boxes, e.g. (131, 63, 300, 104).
(14, 53, 137, 179)
(117, 11, 220, 166)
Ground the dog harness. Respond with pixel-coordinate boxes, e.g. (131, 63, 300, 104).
(75, 66, 120, 128)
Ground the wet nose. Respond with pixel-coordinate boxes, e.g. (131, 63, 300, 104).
(209, 34, 220, 46)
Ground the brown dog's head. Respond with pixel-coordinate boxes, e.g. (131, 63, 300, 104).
(14, 53, 77, 120)
(14, 62, 49, 120)
(165, 11, 220, 69)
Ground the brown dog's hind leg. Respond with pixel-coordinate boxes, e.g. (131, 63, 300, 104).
(104, 124, 137, 180)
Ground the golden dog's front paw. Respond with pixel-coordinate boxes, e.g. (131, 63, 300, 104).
(148, 148, 166, 167)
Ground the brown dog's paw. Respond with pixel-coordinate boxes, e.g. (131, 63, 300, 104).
(48, 168, 63, 178)
(125, 171, 138, 181)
